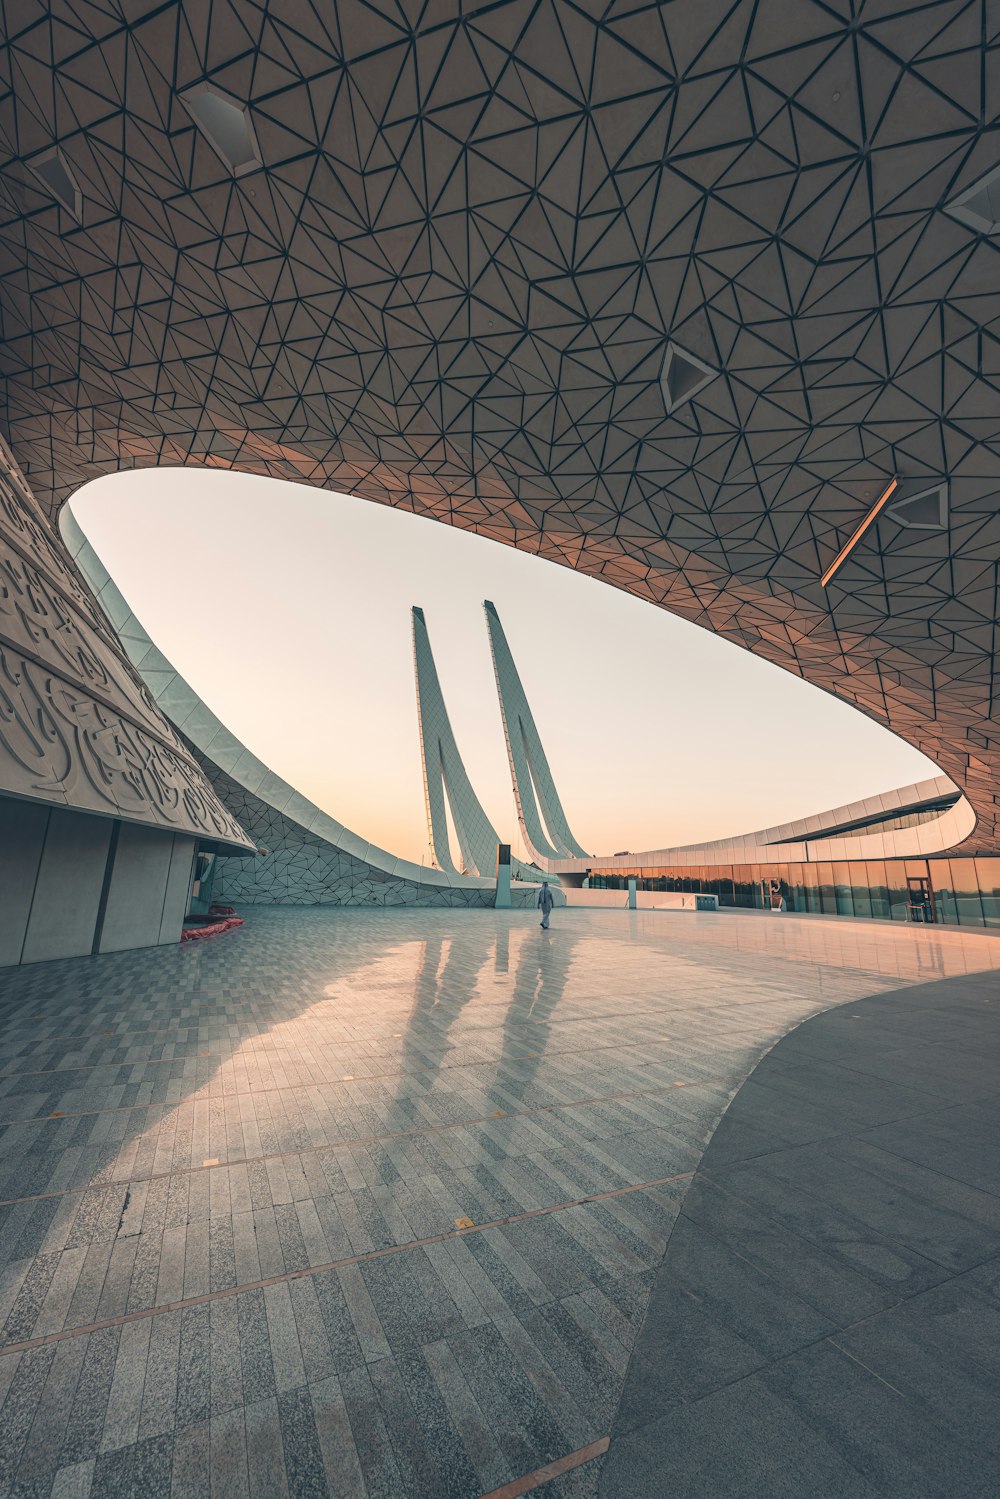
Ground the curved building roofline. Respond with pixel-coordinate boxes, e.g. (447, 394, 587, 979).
(549, 777, 974, 875)
(2, 8, 998, 851)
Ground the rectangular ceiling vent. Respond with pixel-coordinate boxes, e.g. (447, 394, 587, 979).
(660, 342, 718, 415)
(179, 85, 262, 177)
(27, 148, 82, 221)
(945, 166, 1000, 234)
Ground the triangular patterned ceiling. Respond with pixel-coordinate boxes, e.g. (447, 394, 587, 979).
(1, 0, 999, 847)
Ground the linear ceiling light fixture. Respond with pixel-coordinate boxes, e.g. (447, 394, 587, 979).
(820, 478, 898, 587)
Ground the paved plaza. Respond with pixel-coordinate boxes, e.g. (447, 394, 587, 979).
(604, 963, 1000, 1498)
(0, 907, 998, 1498)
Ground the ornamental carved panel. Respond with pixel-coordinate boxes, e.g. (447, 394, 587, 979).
(0, 441, 253, 850)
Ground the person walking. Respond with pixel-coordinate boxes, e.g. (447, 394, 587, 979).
(537, 880, 555, 929)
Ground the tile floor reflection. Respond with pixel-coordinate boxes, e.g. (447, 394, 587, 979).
(0, 907, 997, 1498)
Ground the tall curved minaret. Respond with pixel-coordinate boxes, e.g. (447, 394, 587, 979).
(483, 600, 589, 865)
(412, 606, 539, 880)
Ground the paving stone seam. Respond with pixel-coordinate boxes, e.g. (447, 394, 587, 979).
(0, 999, 757, 1041)
(0, 1029, 768, 1094)
(0, 982, 887, 1046)
(0, 1168, 695, 1359)
(0, 1023, 724, 1080)
(0, 1083, 740, 1210)
(0, 1066, 745, 1133)
(0, 1003, 762, 1060)
(479, 1434, 610, 1497)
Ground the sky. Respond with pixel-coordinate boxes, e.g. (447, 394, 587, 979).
(74, 469, 936, 865)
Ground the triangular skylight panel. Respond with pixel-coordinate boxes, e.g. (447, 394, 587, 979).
(27, 149, 81, 220)
(660, 343, 718, 415)
(179, 86, 262, 176)
(886, 482, 949, 530)
(945, 166, 1000, 234)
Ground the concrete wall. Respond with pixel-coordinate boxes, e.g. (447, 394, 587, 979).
(97, 822, 196, 954)
(0, 800, 50, 967)
(20, 809, 113, 964)
(0, 797, 196, 966)
(160, 836, 198, 945)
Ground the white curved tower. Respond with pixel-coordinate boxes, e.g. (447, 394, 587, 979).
(484, 600, 589, 865)
(413, 606, 538, 881)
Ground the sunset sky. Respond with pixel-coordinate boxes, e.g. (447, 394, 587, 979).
(75, 469, 936, 865)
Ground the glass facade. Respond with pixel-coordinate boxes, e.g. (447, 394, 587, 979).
(584, 857, 1000, 929)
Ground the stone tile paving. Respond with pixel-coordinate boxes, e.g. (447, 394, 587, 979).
(0, 906, 998, 1498)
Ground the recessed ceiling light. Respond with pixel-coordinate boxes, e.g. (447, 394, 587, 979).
(945, 166, 1000, 235)
(660, 342, 718, 415)
(27, 148, 82, 221)
(179, 84, 262, 177)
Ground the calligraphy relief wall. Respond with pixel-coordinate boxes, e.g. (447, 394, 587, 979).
(0, 440, 253, 851)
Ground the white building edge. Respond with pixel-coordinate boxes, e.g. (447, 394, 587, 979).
(412, 604, 538, 882)
(547, 777, 971, 882)
(483, 600, 589, 865)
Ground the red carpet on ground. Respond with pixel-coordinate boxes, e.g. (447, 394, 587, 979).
(180, 915, 243, 942)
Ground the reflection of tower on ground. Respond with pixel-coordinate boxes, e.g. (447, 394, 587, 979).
(494, 924, 509, 976)
(491, 922, 580, 1114)
(387, 925, 499, 1134)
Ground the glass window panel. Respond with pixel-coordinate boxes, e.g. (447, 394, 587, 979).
(787, 863, 808, 914)
(948, 858, 984, 926)
(849, 863, 873, 919)
(884, 861, 909, 920)
(866, 861, 891, 919)
(797, 864, 821, 914)
(928, 859, 957, 924)
(815, 863, 837, 914)
(975, 859, 1000, 927)
(832, 862, 854, 916)
(807, 877, 824, 915)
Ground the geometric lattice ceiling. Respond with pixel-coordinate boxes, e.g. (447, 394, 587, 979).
(1, 2, 999, 846)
